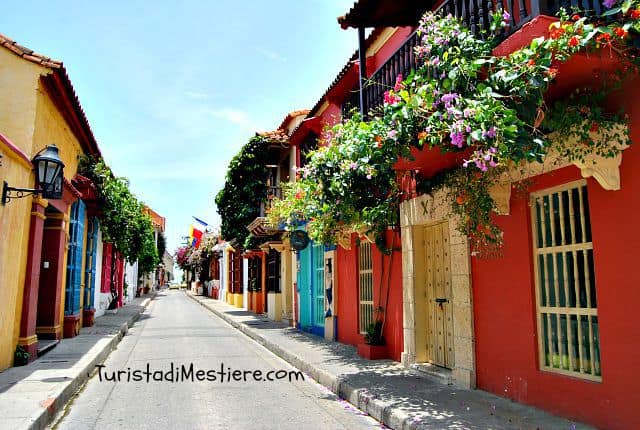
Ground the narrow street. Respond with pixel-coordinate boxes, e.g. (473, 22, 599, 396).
(52, 291, 381, 430)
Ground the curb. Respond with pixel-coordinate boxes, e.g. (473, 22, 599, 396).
(186, 292, 419, 430)
(27, 294, 156, 430)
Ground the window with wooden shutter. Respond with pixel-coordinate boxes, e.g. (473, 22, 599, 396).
(358, 241, 374, 334)
(531, 180, 601, 381)
(65, 200, 85, 315)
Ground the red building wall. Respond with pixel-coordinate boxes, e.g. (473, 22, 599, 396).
(336, 231, 403, 361)
(472, 116, 640, 430)
(469, 27, 640, 427)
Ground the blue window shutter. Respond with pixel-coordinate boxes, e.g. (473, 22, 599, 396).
(65, 200, 86, 316)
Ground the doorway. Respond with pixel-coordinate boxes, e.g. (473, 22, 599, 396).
(422, 221, 454, 368)
(36, 206, 65, 343)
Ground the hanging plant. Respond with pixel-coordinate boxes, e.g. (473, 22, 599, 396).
(268, 7, 635, 253)
(79, 156, 159, 271)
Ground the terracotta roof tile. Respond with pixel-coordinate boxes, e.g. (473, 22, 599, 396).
(277, 109, 310, 131)
(0, 32, 99, 156)
(0, 33, 62, 67)
(256, 129, 289, 145)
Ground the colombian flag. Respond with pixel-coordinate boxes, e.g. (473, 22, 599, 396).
(189, 217, 208, 247)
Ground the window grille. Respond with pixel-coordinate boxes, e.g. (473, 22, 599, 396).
(358, 241, 374, 334)
(531, 180, 601, 381)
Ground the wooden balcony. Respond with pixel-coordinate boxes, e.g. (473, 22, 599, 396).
(248, 186, 284, 237)
(345, 0, 585, 119)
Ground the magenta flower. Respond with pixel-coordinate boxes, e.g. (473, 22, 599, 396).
(450, 131, 465, 148)
(603, 0, 617, 8)
(384, 90, 401, 105)
(503, 11, 511, 22)
(387, 130, 398, 139)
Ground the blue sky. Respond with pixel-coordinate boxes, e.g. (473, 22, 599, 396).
(0, 0, 359, 254)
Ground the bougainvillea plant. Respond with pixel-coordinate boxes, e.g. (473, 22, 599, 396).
(269, 5, 636, 253)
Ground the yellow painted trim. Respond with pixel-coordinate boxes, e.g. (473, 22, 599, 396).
(18, 335, 38, 346)
(31, 211, 47, 220)
(47, 213, 65, 220)
(0, 140, 32, 170)
(366, 28, 399, 57)
(33, 196, 49, 208)
(36, 325, 61, 334)
(316, 100, 330, 116)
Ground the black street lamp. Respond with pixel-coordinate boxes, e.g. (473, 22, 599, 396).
(2, 144, 65, 205)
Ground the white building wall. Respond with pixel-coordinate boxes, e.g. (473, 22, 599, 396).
(93, 229, 111, 317)
(124, 261, 138, 305)
(243, 258, 248, 310)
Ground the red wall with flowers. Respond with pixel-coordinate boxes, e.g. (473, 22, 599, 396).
(471, 62, 640, 428)
(336, 231, 404, 361)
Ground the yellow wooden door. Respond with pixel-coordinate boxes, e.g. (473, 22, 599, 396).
(423, 222, 454, 368)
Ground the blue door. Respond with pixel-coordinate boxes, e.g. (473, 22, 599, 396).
(83, 217, 99, 309)
(65, 200, 85, 316)
(297, 240, 324, 336)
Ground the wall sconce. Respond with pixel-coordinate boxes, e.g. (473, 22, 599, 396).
(2, 144, 65, 205)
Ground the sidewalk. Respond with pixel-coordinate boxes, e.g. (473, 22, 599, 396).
(187, 292, 592, 430)
(0, 293, 155, 430)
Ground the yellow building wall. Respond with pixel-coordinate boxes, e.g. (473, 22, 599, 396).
(0, 49, 45, 370)
(0, 47, 89, 368)
(0, 147, 34, 370)
(32, 79, 85, 334)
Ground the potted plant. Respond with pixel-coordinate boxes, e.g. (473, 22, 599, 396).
(14, 345, 30, 366)
(357, 307, 389, 360)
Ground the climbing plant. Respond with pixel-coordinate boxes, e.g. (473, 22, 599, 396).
(215, 135, 275, 248)
(79, 156, 159, 272)
(269, 6, 636, 252)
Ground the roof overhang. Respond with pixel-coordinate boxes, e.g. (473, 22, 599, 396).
(338, 0, 431, 29)
(289, 117, 323, 147)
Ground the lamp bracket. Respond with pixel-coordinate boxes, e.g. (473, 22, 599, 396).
(2, 181, 41, 206)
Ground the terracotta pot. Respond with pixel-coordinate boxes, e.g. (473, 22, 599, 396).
(357, 343, 388, 360)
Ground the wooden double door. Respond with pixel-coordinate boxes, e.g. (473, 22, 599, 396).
(422, 222, 454, 369)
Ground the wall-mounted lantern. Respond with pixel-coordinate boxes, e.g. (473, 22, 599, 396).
(2, 144, 65, 205)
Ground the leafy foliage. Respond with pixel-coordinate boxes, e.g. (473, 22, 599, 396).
(79, 157, 159, 272)
(215, 136, 272, 248)
(269, 7, 635, 252)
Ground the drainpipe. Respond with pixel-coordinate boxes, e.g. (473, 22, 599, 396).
(358, 26, 367, 118)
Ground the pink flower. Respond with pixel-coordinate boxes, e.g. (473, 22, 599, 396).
(387, 130, 398, 139)
(383, 90, 401, 105)
(394, 74, 404, 92)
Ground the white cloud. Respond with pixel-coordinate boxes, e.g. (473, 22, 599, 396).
(206, 108, 250, 126)
(184, 90, 211, 100)
(255, 47, 286, 62)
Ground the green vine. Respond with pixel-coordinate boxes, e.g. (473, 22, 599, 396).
(215, 135, 278, 249)
(268, 6, 636, 253)
(78, 156, 159, 272)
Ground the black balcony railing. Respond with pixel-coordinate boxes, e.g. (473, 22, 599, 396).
(363, 31, 420, 116)
(344, 0, 603, 119)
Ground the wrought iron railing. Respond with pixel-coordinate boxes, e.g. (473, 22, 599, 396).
(362, 31, 420, 116)
(344, 0, 600, 119)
